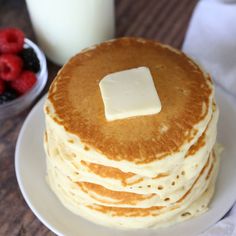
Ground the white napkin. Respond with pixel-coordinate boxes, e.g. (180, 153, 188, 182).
(201, 204, 236, 236)
(182, 0, 236, 235)
(182, 0, 236, 98)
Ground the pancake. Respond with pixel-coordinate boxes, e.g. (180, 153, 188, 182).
(47, 150, 219, 229)
(45, 37, 214, 177)
(44, 37, 220, 229)
(46, 149, 214, 208)
(44, 106, 218, 196)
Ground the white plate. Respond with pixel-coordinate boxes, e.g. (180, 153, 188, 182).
(15, 87, 236, 236)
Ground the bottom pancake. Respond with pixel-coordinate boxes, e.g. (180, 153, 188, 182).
(46, 149, 219, 229)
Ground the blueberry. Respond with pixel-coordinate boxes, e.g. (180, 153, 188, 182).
(19, 47, 40, 73)
(0, 89, 18, 104)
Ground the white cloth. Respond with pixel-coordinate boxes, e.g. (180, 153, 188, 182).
(183, 0, 236, 98)
(201, 205, 236, 236)
(182, 0, 236, 235)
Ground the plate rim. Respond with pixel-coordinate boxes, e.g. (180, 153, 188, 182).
(15, 94, 64, 236)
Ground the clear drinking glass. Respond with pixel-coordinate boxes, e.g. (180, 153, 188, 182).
(26, 0, 115, 65)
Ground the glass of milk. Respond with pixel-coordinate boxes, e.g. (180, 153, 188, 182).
(26, 0, 115, 65)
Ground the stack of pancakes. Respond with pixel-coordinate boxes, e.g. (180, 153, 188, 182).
(44, 38, 219, 229)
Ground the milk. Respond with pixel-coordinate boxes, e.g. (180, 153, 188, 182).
(26, 0, 115, 65)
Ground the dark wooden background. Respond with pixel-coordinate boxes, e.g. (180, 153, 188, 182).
(0, 0, 197, 235)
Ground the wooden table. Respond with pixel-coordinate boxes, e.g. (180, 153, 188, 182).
(0, 0, 197, 235)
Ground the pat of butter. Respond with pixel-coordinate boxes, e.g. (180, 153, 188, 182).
(99, 66, 162, 121)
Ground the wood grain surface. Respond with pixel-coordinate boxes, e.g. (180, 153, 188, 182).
(0, 0, 197, 235)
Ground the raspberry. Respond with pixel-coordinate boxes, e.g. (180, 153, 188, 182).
(20, 48, 40, 73)
(0, 28, 24, 53)
(0, 80, 5, 94)
(11, 71, 37, 94)
(0, 54, 23, 81)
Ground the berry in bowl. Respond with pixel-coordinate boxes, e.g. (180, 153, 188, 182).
(0, 28, 48, 119)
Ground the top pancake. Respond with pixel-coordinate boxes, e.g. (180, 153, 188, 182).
(47, 37, 213, 165)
